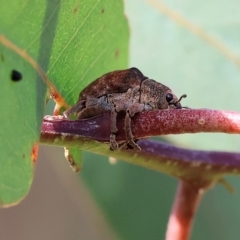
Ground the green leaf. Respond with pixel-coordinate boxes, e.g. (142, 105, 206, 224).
(0, 51, 42, 206)
(0, 31, 46, 206)
(0, 0, 129, 206)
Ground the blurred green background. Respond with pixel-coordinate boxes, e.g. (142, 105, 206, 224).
(1, 0, 240, 240)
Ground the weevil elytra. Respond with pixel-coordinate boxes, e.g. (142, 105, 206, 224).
(63, 68, 186, 150)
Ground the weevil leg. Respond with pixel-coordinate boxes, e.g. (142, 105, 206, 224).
(109, 91, 130, 151)
(108, 88, 141, 151)
(63, 100, 85, 118)
(125, 103, 145, 150)
(110, 105, 119, 151)
(124, 112, 141, 150)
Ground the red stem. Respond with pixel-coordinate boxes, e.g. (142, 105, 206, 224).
(43, 109, 240, 143)
(40, 108, 240, 240)
(166, 181, 206, 240)
(41, 108, 240, 182)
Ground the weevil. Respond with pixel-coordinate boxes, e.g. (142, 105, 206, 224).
(63, 68, 186, 150)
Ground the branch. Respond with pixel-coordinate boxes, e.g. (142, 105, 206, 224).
(40, 108, 240, 240)
(40, 108, 240, 185)
(166, 181, 206, 240)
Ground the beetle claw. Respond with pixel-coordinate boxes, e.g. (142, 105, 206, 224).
(127, 141, 141, 150)
(110, 133, 119, 151)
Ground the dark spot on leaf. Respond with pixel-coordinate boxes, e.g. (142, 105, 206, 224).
(22, 154, 25, 158)
(101, 9, 105, 14)
(11, 70, 22, 81)
(1, 54, 4, 62)
(114, 49, 119, 59)
(31, 143, 39, 163)
(73, 7, 78, 13)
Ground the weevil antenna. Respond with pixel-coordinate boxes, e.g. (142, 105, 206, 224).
(169, 94, 188, 109)
(176, 94, 187, 104)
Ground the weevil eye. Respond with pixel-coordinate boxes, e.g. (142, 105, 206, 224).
(166, 93, 173, 103)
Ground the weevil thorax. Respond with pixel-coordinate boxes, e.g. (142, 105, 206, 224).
(141, 79, 181, 109)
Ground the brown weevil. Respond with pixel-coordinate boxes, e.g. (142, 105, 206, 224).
(63, 68, 187, 150)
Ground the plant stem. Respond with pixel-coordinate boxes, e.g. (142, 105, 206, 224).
(43, 109, 240, 142)
(166, 181, 206, 240)
(40, 109, 240, 182)
(40, 108, 240, 240)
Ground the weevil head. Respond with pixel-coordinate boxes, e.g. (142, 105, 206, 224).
(158, 89, 187, 109)
(140, 78, 187, 110)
